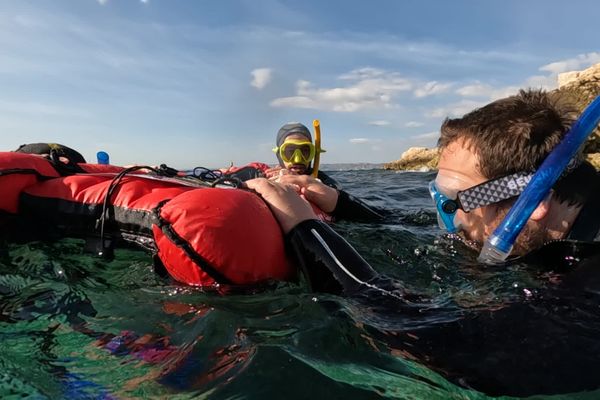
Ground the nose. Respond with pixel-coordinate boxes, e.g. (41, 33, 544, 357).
(292, 150, 304, 164)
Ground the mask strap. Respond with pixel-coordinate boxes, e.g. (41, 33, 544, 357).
(457, 155, 582, 213)
(457, 171, 534, 212)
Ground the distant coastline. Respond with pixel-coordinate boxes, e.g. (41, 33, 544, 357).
(320, 163, 384, 171)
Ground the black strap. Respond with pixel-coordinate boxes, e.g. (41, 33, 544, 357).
(49, 149, 86, 175)
(0, 168, 50, 179)
(152, 200, 232, 284)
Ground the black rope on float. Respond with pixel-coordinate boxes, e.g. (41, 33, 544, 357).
(191, 166, 224, 182)
(96, 165, 162, 258)
(152, 200, 232, 284)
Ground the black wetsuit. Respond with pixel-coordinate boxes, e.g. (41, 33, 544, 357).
(286, 202, 600, 397)
(315, 170, 384, 222)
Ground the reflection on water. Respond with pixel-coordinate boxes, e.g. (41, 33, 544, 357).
(1, 170, 599, 399)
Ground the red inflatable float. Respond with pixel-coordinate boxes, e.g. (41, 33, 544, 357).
(0, 152, 294, 287)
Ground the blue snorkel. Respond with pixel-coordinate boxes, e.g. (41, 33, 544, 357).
(479, 95, 600, 264)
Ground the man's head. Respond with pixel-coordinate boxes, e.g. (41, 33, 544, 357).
(274, 122, 315, 174)
(433, 89, 595, 255)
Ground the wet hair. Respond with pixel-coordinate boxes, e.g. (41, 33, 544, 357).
(438, 88, 595, 206)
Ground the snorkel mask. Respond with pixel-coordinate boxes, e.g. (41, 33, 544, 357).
(429, 171, 534, 234)
(273, 121, 326, 173)
(273, 140, 316, 166)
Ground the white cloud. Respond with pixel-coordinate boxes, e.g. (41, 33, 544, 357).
(426, 100, 486, 118)
(348, 138, 381, 145)
(250, 68, 272, 90)
(97, 0, 108, 4)
(339, 67, 386, 80)
(350, 138, 369, 144)
(411, 131, 439, 140)
(414, 81, 453, 98)
(488, 86, 520, 100)
(453, 52, 600, 98)
(288, 31, 535, 70)
(405, 121, 424, 128)
(368, 120, 390, 126)
(349, 138, 382, 151)
(456, 82, 493, 97)
(539, 52, 600, 75)
(140, 0, 149, 3)
(525, 74, 557, 89)
(456, 82, 519, 100)
(271, 68, 412, 112)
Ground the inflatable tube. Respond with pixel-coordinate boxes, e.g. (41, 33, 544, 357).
(3, 152, 294, 287)
(0, 152, 61, 214)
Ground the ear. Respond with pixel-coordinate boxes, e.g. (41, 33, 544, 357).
(530, 196, 551, 221)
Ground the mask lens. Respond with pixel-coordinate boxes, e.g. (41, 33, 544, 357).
(299, 144, 312, 159)
(280, 141, 315, 163)
(282, 145, 296, 161)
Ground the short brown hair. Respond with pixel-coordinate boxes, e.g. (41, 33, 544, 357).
(438, 88, 594, 205)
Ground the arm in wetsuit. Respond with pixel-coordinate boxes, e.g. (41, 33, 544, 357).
(286, 219, 378, 294)
(332, 189, 384, 222)
(317, 170, 385, 222)
(286, 216, 600, 397)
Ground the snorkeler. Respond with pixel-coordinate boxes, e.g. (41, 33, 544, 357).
(245, 89, 600, 396)
(269, 121, 384, 222)
(268, 122, 337, 183)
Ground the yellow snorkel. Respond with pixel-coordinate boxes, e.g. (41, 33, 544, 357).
(311, 119, 325, 177)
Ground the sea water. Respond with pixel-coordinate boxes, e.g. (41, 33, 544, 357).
(0, 169, 599, 399)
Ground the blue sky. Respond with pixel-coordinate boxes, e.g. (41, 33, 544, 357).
(1, 0, 599, 168)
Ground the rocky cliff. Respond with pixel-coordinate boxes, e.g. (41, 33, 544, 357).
(385, 62, 600, 171)
(556, 62, 600, 162)
(383, 147, 439, 171)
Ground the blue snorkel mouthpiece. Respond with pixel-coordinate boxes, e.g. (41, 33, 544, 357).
(479, 95, 600, 264)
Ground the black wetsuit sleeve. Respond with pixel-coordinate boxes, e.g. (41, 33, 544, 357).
(332, 189, 385, 222)
(314, 170, 385, 222)
(224, 167, 265, 182)
(286, 219, 379, 294)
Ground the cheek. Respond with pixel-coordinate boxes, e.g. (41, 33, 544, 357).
(481, 206, 511, 237)
(456, 209, 487, 241)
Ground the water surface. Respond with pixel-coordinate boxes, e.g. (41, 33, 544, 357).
(1, 169, 598, 399)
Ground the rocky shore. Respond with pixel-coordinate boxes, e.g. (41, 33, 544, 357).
(385, 62, 600, 171)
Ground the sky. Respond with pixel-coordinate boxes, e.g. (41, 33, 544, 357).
(1, 0, 599, 168)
